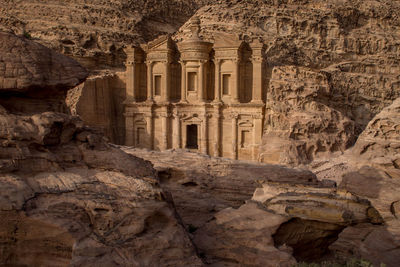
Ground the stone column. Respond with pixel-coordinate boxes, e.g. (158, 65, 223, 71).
(125, 111, 134, 146)
(213, 110, 220, 157)
(182, 123, 187, 149)
(252, 114, 263, 161)
(200, 114, 208, 154)
(173, 113, 181, 149)
(233, 59, 240, 103)
(231, 113, 238, 160)
(180, 61, 187, 102)
(145, 114, 153, 150)
(198, 60, 205, 102)
(163, 61, 170, 102)
(146, 61, 154, 101)
(214, 59, 221, 102)
(251, 57, 264, 103)
(161, 113, 169, 150)
(126, 61, 136, 102)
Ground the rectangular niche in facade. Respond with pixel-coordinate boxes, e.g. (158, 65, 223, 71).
(136, 127, 145, 147)
(241, 130, 251, 148)
(187, 72, 197, 91)
(222, 74, 231, 95)
(154, 75, 162, 96)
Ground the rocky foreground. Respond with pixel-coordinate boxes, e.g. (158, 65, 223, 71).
(0, 32, 201, 266)
(1, 0, 400, 265)
(123, 147, 400, 266)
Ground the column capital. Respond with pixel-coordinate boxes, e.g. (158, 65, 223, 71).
(145, 60, 154, 66)
(213, 58, 222, 64)
(126, 60, 138, 66)
(232, 58, 241, 64)
(159, 112, 171, 118)
(179, 60, 186, 65)
(251, 56, 264, 63)
(230, 113, 239, 119)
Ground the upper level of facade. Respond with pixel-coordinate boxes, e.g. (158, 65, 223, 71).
(124, 17, 267, 106)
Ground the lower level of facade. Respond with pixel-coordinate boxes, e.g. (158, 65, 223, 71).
(124, 101, 264, 161)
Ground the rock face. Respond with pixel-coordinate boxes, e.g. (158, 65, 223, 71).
(0, 112, 201, 266)
(352, 97, 400, 171)
(0, 31, 88, 114)
(0, 33, 201, 266)
(175, 0, 400, 166)
(66, 73, 126, 144)
(260, 66, 356, 165)
(0, 32, 87, 92)
(0, 0, 211, 70)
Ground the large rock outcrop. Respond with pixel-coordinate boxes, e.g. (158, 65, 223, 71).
(0, 112, 201, 266)
(0, 31, 88, 113)
(66, 73, 126, 144)
(175, 0, 400, 166)
(0, 32, 201, 266)
(0, 0, 212, 70)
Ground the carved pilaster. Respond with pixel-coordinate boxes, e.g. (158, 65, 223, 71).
(145, 113, 154, 150)
(180, 61, 187, 103)
(252, 113, 263, 161)
(231, 113, 239, 160)
(198, 59, 206, 102)
(160, 112, 171, 150)
(233, 58, 240, 103)
(146, 61, 154, 102)
(214, 59, 222, 102)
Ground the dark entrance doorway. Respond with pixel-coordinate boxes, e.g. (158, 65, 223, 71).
(186, 124, 198, 149)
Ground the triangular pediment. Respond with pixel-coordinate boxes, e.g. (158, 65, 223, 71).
(141, 35, 174, 52)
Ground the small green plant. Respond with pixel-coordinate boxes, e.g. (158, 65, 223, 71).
(23, 31, 32, 39)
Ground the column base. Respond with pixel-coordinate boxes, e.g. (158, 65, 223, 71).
(251, 99, 264, 104)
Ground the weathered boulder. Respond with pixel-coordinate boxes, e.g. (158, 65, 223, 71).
(0, 32, 87, 92)
(66, 73, 126, 144)
(0, 32, 88, 114)
(260, 66, 356, 165)
(0, 112, 202, 266)
(352, 97, 400, 171)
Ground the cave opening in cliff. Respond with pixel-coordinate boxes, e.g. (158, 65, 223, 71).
(186, 124, 198, 149)
(272, 218, 346, 262)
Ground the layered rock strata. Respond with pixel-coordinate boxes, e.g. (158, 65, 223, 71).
(0, 32, 201, 266)
(66, 72, 126, 144)
(0, 0, 212, 70)
(175, 0, 400, 165)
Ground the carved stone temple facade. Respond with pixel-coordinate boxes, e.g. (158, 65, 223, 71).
(124, 20, 266, 161)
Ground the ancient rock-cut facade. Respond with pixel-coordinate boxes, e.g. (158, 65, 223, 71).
(124, 18, 265, 160)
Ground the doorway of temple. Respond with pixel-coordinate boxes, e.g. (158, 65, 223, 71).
(186, 124, 198, 149)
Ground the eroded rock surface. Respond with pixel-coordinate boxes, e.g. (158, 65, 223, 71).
(0, 33, 201, 266)
(0, 31, 88, 114)
(66, 72, 126, 144)
(0, 0, 212, 70)
(175, 0, 400, 166)
(0, 112, 201, 266)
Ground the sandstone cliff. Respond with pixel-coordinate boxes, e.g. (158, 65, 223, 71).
(0, 0, 212, 70)
(0, 32, 201, 266)
(175, 0, 400, 166)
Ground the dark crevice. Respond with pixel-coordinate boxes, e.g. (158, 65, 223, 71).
(272, 218, 346, 262)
